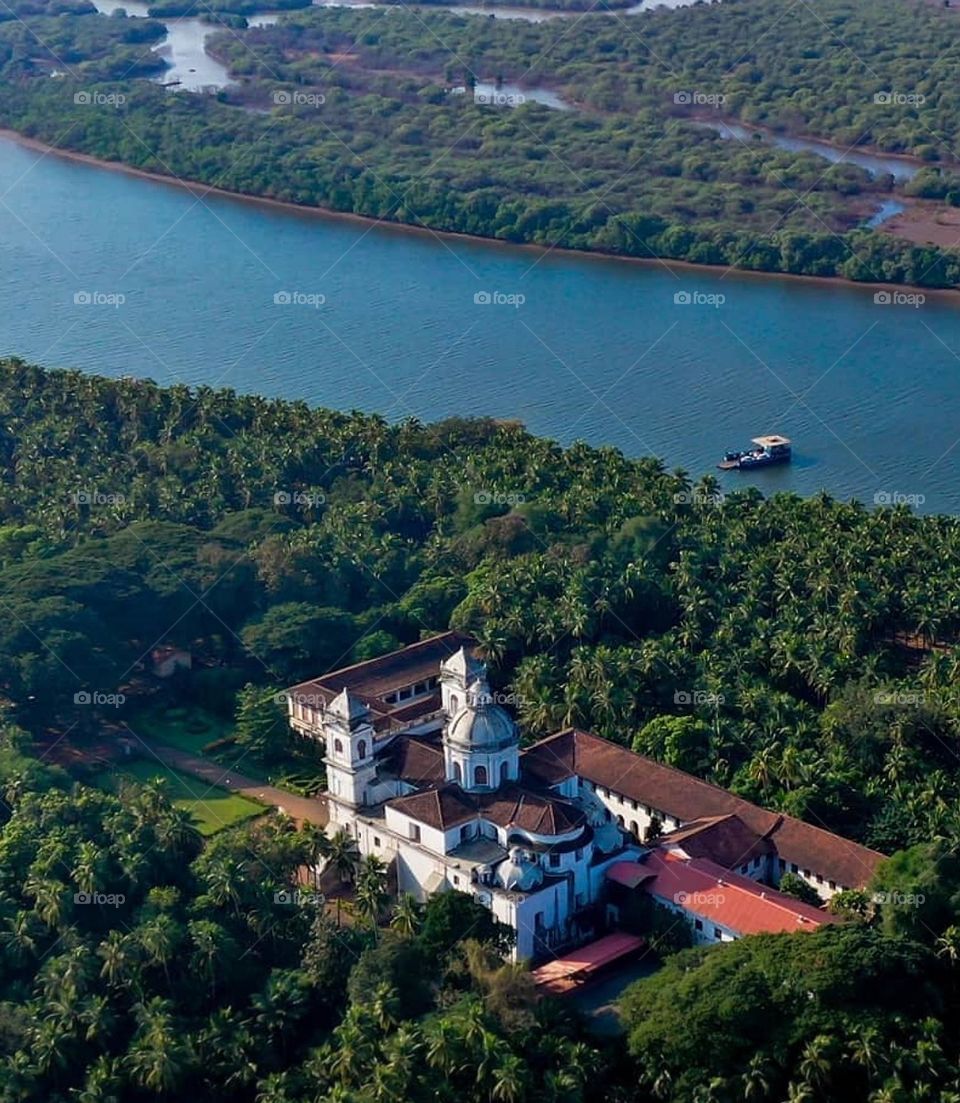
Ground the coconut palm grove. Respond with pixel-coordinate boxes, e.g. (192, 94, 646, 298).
(0, 360, 956, 1100)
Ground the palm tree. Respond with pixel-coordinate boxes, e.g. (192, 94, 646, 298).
(936, 925, 960, 964)
(490, 1052, 527, 1103)
(327, 829, 361, 885)
(355, 855, 389, 930)
(301, 822, 332, 885)
(126, 998, 189, 1093)
(390, 892, 421, 937)
(742, 1054, 774, 1100)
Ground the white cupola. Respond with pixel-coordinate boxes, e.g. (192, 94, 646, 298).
(443, 673, 519, 791)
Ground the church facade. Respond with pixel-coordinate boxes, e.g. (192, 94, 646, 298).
(286, 632, 883, 960)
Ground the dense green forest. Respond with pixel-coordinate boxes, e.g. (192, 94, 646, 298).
(2, 357, 960, 853)
(1, 362, 960, 1100)
(4, 0, 960, 283)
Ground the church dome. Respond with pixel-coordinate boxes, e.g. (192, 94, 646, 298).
(497, 847, 544, 891)
(446, 676, 516, 749)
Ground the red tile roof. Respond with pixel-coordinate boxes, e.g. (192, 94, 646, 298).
(522, 729, 884, 890)
(618, 851, 836, 937)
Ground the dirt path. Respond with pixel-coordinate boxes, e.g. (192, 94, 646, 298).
(148, 742, 329, 826)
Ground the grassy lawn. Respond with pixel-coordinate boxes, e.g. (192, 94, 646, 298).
(94, 759, 265, 836)
(127, 704, 266, 777)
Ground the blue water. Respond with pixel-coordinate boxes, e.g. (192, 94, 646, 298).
(1, 136, 959, 512)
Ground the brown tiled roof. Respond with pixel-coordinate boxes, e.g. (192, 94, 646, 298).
(385, 736, 446, 786)
(287, 631, 474, 732)
(660, 814, 775, 870)
(482, 786, 585, 836)
(522, 729, 884, 890)
(388, 786, 477, 830)
(293, 631, 474, 700)
(771, 815, 884, 891)
(386, 782, 585, 836)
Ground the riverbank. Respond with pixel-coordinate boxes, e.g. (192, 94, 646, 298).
(3, 127, 960, 298)
(879, 201, 960, 248)
(690, 112, 941, 175)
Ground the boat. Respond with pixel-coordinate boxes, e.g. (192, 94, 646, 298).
(717, 435, 792, 471)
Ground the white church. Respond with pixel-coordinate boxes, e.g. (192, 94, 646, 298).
(286, 632, 882, 960)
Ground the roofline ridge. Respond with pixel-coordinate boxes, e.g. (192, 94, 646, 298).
(290, 630, 474, 689)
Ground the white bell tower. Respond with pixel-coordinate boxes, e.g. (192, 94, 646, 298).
(323, 689, 376, 808)
(439, 646, 485, 718)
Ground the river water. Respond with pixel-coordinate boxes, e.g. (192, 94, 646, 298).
(1, 136, 959, 511)
(90, 0, 708, 90)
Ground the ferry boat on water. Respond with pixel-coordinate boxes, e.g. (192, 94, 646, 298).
(718, 435, 792, 471)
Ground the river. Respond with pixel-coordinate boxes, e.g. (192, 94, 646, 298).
(89, 0, 708, 91)
(1, 136, 959, 511)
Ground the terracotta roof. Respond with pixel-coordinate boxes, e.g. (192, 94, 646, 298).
(386, 782, 585, 836)
(388, 785, 477, 830)
(483, 787, 585, 836)
(522, 729, 884, 890)
(624, 850, 837, 936)
(660, 814, 775, 870)
(384, 736, 446, 786)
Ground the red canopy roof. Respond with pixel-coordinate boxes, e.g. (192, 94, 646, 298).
(530, 932, 646, 995)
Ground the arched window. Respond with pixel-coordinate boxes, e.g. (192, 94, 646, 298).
(499, 762, 509, 785)
(454, 762, 462, 784)
(617, 815, 625, 827)
(630, 821, 639, 838)
(357, 740, 367, 760)
(451, 694, 459, 713)
(334, 738, 343, 755)
(474, 765, 488, 787)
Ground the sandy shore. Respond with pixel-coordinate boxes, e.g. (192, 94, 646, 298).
(3, 126, 960, 301)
